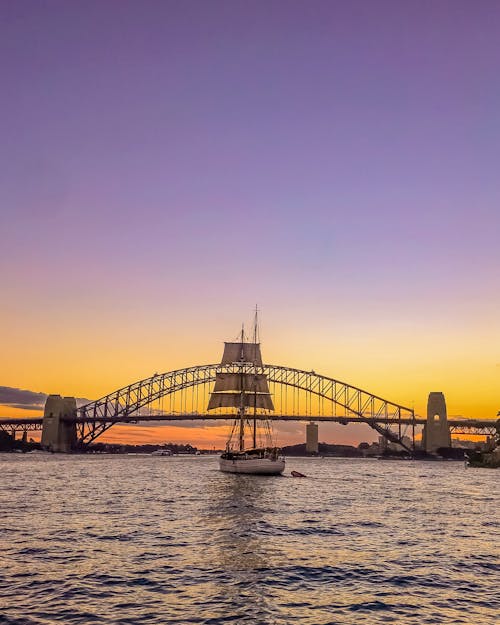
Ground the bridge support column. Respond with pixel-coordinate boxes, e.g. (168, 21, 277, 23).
(422, 392, 451, 453)
(306, 422, 318, 454)
(41, 395, 77, 453)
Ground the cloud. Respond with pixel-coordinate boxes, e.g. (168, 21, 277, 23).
(0, 386, 47, 410)
(2, 402, 45, 411)
(121, 419, 224, 429)
(0, 386, 92, 412)
(76, 397, 93, 407)
(117, 419, 383, 445)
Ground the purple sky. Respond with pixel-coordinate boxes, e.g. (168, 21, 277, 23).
(1, 1, 500, 436)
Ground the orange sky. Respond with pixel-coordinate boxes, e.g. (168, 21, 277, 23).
(2, 305, 500, 447)
(3, 324, 498, 448)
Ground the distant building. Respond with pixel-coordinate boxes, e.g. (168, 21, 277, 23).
(306, 422, 318, 453)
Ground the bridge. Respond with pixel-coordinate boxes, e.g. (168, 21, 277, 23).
(1, 364, 498, 453)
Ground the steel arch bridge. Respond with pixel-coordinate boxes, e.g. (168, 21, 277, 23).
(73, 363, 417, 450)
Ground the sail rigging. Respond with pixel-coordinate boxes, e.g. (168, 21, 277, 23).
(211, 311, 285, 474)
(207, 313, 275, 451)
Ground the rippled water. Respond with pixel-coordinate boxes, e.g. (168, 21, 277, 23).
(0, 455, 498, 624)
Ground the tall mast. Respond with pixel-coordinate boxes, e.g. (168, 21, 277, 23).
(239, 324, 245, 451)
(207, 313, 273, 451)
(253, 306, 258, 449)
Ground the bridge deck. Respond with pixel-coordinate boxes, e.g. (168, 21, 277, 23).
(0, 414, 497, 428)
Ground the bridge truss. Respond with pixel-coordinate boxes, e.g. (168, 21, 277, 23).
(1, 365, 498, 451)
(73, 364, 417, 450)
(448, 422, 498, 438)
(0, 418, 42, 435)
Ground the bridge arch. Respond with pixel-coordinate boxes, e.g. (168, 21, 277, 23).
(74, 364, 415, 449)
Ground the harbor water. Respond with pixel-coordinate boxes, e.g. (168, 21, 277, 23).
(0, 455, 498, 624)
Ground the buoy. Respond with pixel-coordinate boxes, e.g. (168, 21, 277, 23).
(291, 470, 306, 478)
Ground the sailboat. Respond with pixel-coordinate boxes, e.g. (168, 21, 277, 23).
(208, 315, 285, 475)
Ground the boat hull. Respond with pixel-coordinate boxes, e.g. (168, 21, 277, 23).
(219, 457, 285, 475)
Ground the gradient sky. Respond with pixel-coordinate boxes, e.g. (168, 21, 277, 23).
(1, 1, 499, 446)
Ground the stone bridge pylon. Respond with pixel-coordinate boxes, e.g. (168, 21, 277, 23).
(41, 395, 77, 453)
(422, 392, 451, 452)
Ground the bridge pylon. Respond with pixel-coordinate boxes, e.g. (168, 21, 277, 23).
(422, 392, 451, 452)
(41, 395, 77, 453)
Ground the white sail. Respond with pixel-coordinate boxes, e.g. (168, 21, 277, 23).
(221, 342, 263, 366)
(207, 392, 274, 411)
(213, 373, 271, 393)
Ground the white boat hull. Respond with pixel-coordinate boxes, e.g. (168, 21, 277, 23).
(219, 456, 285, 475)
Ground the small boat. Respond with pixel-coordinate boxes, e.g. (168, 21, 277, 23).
(151, 449, 173, 456)
(208, 311, 285, 476)
(291, 470, 306, 478)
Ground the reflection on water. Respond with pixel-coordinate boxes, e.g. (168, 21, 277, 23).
(0, 454, 498, 625)
(203, 475, 278, 622)
(207, 474, 269, 570)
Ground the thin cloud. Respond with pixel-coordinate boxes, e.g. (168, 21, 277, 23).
(0, 386, 46, 410)
(0, 386, 92, 411)
(2, 402, 46, 411)
(121, 419, 230, 429)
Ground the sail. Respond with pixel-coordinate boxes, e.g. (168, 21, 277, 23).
(208, 370, 274, 411)
(208, 326, 275, 453)
(221, 342, 263, 367)
(208, 392, 274, 411)
(213, 373, 270, 393)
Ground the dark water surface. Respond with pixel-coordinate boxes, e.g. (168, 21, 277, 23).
(0, 455, 498, 624)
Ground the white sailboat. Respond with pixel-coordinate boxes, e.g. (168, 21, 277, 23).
(208, 315, 285, 475)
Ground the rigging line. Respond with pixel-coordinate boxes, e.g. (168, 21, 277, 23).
(296, 377, 299, 417)
(228, 418, 238, 449)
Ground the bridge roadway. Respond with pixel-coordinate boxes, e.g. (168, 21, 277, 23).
(1, 414, 498, 436)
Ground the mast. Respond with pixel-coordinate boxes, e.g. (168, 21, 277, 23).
(253, 307, 258, 449)
(239, 324, 245, 452)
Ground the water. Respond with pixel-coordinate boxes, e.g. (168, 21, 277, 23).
(0, 455, 498, 625)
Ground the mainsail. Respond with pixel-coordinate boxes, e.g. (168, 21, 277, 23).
(208, 371, 274, 411)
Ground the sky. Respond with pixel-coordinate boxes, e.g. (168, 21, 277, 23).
(1, 1, 499, 447)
